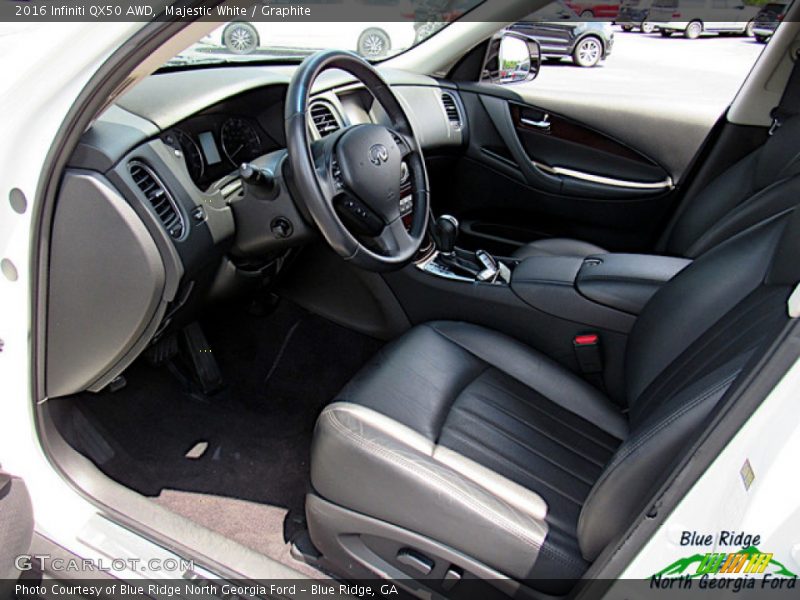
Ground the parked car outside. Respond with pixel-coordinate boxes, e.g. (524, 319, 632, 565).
(207, 21, 418, 58)
(618, 0, 658, 32)
(509, 0, 615, 67)
(566, 0, 622, 18)
(752, 1, 789, 42)
(648, 0, 759, 39)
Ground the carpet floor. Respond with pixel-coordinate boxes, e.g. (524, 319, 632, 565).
(56, 300, 383, 575)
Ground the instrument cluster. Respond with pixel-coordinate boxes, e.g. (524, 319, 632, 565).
(162, 114, 278, 190)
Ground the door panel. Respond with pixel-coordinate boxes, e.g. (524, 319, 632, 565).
(503, 84, 720, 179)
(512, 104, 674, 192)
(479, 93, 670, 199)
(439, 82, 721, 254)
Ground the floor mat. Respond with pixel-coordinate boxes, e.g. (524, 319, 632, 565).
(56, 300, 382, 569)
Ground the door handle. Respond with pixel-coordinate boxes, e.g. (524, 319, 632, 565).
(532, 160, 674, 191)
(520, 114, 551, 130)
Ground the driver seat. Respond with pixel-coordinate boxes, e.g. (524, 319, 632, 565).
(306, 209, 799, 594)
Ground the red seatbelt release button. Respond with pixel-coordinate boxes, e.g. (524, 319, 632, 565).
(573, 333, 602, 373)
(574, 334, 599, 346)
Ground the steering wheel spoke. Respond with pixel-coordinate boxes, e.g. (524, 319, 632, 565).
(374, 217, 416, 257)
(308, 138, 344, 205)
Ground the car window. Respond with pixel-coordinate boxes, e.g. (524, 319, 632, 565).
(489, 1, 765, 134)
(527, 1, 578, 20)
(165, 0, 483, 67)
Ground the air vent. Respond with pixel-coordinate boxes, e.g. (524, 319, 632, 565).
(129, 161, 185, 239)
(441, 92, 462, 129)
(310, 102, 341, 138)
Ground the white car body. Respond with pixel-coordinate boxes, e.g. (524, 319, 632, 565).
(649, 19, 753, 33)
(649, 0, 759, 35)
(204, 21, 419, 58)
(2, 14, 800, 592)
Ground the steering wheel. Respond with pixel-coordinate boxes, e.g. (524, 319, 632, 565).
(285, 50, 430, 272)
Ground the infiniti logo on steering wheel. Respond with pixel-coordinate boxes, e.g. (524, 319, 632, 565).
(368, 144, 389, 166)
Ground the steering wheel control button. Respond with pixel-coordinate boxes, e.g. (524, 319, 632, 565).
(338, 197, 383, 235)
(331, 158, 344, 190)
(271, 217, 293, 239)
(400, 161, 410, 184)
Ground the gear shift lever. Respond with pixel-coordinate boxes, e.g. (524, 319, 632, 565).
(423, 215, 512, 284)
(434, 215, 459, 254)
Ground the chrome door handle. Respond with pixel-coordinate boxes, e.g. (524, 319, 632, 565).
(532, 160, 674, 191)
(520, 114, 551, 129)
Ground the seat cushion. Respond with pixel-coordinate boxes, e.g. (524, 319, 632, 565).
(310, 322, 626, 592)
(512, 238, 608, 260)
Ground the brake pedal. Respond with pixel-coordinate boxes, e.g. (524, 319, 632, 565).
(181, 323, 224, 395)
(145, 333, 179, 366)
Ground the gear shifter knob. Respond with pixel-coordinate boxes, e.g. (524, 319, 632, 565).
(435, 215, 459, 254)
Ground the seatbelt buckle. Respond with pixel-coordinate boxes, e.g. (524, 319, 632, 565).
(573, 333, 603, 374)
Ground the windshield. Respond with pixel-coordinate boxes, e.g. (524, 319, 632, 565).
(165, 0, 484, 68)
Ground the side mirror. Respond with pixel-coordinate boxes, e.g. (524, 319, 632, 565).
(482, 32, 542, 85)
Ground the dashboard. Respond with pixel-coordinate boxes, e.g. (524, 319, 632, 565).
(51, 63, 467, 397)
(158, 86, 287, 190)
(73, 65, 466, 265)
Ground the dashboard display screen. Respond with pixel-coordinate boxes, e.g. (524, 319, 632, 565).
(198, 131, 222, 165)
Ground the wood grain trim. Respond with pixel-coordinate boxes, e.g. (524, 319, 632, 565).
(510, 104, 653, 166)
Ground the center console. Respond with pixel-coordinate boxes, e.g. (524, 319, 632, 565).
(384, 216, 692, 398)
(416, 216, 691, 331)
(511, 253, 691, 333)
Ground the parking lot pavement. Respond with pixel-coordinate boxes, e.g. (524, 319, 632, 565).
(521, 28, 765, 112)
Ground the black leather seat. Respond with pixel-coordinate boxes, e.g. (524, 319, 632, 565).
(307, 207, 799, 594)
(513, 117, 800, 260)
